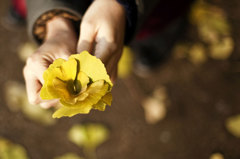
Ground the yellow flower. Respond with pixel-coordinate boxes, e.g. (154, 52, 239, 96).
(40, 51, 113, 118)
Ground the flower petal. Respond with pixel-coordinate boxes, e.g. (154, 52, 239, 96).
(70, 51, 112, 86)
(87, 80, 105, 94)
(77, 71, 90, 93)
(40, 52, 113, 118)
(41, 59, 67, 100)
(92, 100, 106, 111)
(52, 78, 75, 104)
(43, 58, 66, 81)
(48, 58, 66, 71)
(40, 84, 54, 100)
(60, 80, 109, 109)
(52, 105, 92, 118)
(75, 92, 89, 102)
(102, 92, 112, 105)
(61, 58, 78, 80)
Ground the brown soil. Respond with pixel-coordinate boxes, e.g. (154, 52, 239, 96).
(0, 0, 240, 159)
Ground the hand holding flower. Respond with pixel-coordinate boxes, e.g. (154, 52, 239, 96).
(40, 51, 113, 118)
(23, 17, 77, 108)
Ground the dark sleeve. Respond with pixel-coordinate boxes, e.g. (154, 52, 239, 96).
(116, 0, 138, 44)
(26, 0, 91, 43)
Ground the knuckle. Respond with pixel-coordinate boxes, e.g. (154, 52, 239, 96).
(81, 21, 94, 30)
(28, 96, 40, 105)
(23, 66, 28, 76)
(26, 55, 36, 66)
(40, 102, 52, 109)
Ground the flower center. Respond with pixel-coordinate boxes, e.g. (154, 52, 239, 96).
(67, 80, 82, 95)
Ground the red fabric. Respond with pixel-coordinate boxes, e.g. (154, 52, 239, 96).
(12, 0, 26, 18)
(136, 0, 193, 40)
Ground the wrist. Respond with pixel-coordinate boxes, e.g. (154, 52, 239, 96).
(45, 17, 76, 41)
(43, 17, 77, 54)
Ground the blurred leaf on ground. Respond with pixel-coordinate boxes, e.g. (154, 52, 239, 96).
(0, 137, 29, 159)
(190, 0, 231, 43)
(209, 37, 234, 60)
(173, 0, 233, 64)
(225, 114, 240, 138)
(142, 86, 168, 124)
(188, 43, 207, 65)
(54, 153, 84, 159)
(118, 46, 133, 78)
(210, 153, 224, 159)
(18, 42, 37, 62)
(68, 123, 109, 149)
(4, 81, 56, 126)
(173, 43, 190, 59)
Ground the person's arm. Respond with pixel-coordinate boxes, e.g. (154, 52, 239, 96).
(23, 17, 77, 108)
(24, 0, 139, 108)
(77, 0, 139, 81)
(26, 0, 91, 44)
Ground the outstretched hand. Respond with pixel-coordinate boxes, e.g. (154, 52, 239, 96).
(23, 17, 77, 108)
(24, 0, 126, 108)
(77, 0, 126, 82)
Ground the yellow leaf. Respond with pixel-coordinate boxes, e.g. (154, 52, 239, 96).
(54, 153, 84, 159)
(61, 58, 78, 80)
(70, 51, 112, 86)
(77, 71, 90, 93)
(118, 46, 133, 78)
(68, 124, 109, 149)
(18, 42, 37, 62)
(0, 137, 29, 159)
(5, 81, 56, 126)
(41, 63, 66, 100)
(102, 92, 112, 106)
(210, 153, 224, 159)
(52, 78, 73, 104)
(92, 100, 106, 111)
(225, 114, 240, 138)
(210, 37, 233, 60)
(53, 105, 92, 118)
(43, 58, 66, 80)
(188, 44, 207, 65)
(60, 80, 109, 108)
(142, 97, 167, 124)
(40, 51, 113, 118)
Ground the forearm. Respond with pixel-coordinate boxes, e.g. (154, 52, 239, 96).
(26, 0, 91, 44)
(42, 17, 78, 54)
(47, 17, 75, 38)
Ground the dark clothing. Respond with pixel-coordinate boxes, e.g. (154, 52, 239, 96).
(25, 0, 193, 44)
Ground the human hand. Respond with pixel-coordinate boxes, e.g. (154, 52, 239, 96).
(77, 0, 126, 82)
(23, 17, 77, 108)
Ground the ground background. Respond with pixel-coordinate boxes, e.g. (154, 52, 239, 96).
(0, 0, 240, 159)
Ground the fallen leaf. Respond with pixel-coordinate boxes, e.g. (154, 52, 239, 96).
(118, 46, 133, 78)
(54, 153, 84, 159)
(142, 97, 167, 124)
(190, 0, 231, 43)
(209, 37, 233, 60)
(0, 137, 29, 159)
(4, 81, 56, 126)
(68, 123, 109, 149)
(188, 44, 207, 65)
(210, 153, 224, 159)
(18, 42, 37, 62)
(225, 114, 240, 138)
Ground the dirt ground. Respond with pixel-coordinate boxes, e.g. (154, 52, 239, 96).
(0, 0, 240, 159)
